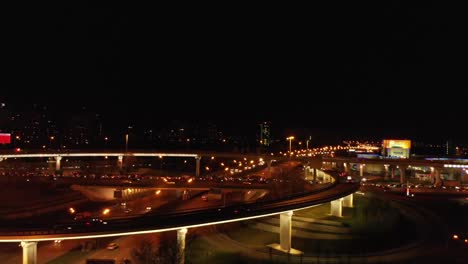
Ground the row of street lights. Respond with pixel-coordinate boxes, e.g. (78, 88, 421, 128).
(122, 133, 306, 155)
(286, 136, 312, 153)
(125, 133, 305, 157)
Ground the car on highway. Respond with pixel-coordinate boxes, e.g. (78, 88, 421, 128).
(201, 193, 222, 201)
(232, 205, 252, 214)
(380, 185, 391, 192)
(106, 242, 119, 250)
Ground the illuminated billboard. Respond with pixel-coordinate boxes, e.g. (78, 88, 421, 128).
(382, 139, 411, 158)
(0, 133, 11, 144)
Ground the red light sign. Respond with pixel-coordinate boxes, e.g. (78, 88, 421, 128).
(0, 133, 11, 144)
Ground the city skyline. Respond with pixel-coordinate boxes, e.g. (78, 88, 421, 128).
(3, 1, 467, 143)
(1, 95, 466, 145)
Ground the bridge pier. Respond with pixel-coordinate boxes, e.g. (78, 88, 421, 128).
(54, 156, 62, 172)
(384, 164, 390, 180)
(21, 241, 37, 264)
(177, 228, 188, 264)
(343, 162, 350, 174)
(280, 211, 293, 251)
(330, 198, 343, 217)
(303, 166, 309, 179)
(117, 155, 123, 170)
(267, 160, 272, 177)
(195, 156, 201, 177)
(267, 211, 302, 255)
(433, 167, 442, 187)
(342, 194, 353, 208)
(359, 164, 365, 177)
(399, 166, 406, 184)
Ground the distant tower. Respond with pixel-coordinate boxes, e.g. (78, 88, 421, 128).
(446, 139, 455, 156)
(259, 122, 271, 147)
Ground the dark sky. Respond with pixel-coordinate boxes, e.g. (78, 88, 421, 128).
(3, 1, 467, 143)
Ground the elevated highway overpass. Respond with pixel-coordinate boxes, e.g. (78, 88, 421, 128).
(322, 156, 468, 185)
(323, 156, 468, 168)
(0, 151, 291, 177)
(0, 179, 358, 264)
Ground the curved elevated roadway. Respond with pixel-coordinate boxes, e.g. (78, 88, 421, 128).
(0, 182, 358, 242)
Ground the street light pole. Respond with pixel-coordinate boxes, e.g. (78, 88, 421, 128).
(49, 136, 55, 150)
(125, 134, 129, 169)
(286, 136, 294, 153)
(125, 134, 129, 153)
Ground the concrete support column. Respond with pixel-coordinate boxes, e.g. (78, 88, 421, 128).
(359, 164, 365, 177)
(195, 156, 201, 177)
(267, 160, 272, 177)
(434, 167, 442, 187)
(331, 198, 343, 217)
(384, 164, 390, 181)
(343, 163, 350, 173)
(21, 241, 37, 264)
(55, 156, 62, 171)
(343, 194, 353, 208)
(280, 211, 293, 251)
(117, 155, 123, 170)
(399, 166, 406, 184)
(177, 228, 188, 264)
(303, 166, 309, 179)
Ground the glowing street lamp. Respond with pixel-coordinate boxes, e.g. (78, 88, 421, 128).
(286, 136, 295, 153)
(125, 134, 129, 153)
(124, 133, 129, 169)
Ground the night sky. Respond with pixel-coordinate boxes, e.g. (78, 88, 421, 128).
(3, 1, 467, 143)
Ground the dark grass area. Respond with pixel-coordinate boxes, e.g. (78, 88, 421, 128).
(222, 195, 420, 255)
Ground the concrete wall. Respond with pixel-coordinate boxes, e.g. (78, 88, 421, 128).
(71, 185, 116, 201)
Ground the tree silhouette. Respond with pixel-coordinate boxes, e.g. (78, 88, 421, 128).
(132, 231, 196, 264)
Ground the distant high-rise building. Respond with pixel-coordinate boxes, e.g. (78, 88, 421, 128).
(446, 139, 455, 156)
(259, 122, 271, 146)
(206, 123, 222, 144)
